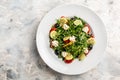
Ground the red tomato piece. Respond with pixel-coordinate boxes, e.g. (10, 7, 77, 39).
(64, 40, 70, 44)
(91, 34, 95, 38)
(61, 16, 65, 18)
(64, 59, 73, 64)
(50, 41, 54, 48)
(50, 27, 57, 32)
(84, 24, 91, 34)
(85, 24, 95, 37)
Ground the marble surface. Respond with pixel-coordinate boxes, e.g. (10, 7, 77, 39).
(0, 0, 120, 80)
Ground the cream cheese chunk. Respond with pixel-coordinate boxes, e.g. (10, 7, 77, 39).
(52, 40, 59, 47)
(82, 27, 89, 33)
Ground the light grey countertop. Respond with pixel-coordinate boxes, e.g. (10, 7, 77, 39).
(0, 0, 120, 80)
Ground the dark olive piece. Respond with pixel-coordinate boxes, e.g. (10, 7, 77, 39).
(71, 16, 77, 20)
(54, 23, 59, 28)
(55, 50, 59, 55)
(88, 44, 93, 50)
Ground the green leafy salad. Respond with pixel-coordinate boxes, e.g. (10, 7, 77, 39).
(49, 16, 95, 64)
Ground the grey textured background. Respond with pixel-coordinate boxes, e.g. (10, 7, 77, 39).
(0, 0, 120, 80)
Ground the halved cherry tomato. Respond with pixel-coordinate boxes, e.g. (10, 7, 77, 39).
(61, 16, 65, 18)
(85, 24, 95, 37)
(88, 33, 94, 39)
(64, 59, 73, 64)
(50, 41, 54, 48)
(50, 27, 57, 32)
(91, 34, 94, 38)
(64, 40, 70, 44)
(84, 24, 91, 34)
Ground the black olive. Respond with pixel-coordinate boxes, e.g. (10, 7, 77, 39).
(55, 50, 59, 55)
(54, 23, 59, 28)
(71, 16, 77, 20)
(76, 54, 79, 58)
(71, 18, 75, 20)
(62, 58, 65, 61)
(71, 18, 76, 21)
(88, 45, 93, 50)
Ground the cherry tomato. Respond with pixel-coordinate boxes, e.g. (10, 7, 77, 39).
(88, 33, 94, 38)
(61, 16, 65, 18)
(50, 40, 55, 48)
(64, 40, 70, 44)
(50, 27, 57, 32)
(84, 24, 91, 34)
(64, 59, 73, 64)
(50, 41, 54, 48)
(91, 34, 95, 38)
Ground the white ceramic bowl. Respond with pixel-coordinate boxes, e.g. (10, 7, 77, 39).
(36, 4, 107, 75)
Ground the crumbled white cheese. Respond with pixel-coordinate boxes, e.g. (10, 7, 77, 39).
(52, 40, 58, 47)
(82, 27, 89, 33)
(69, 36, 76, 42)
(61, 52, 68, 57)
(63, 24, 69, 30)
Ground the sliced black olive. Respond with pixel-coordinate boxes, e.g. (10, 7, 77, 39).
(55, 50, 59, 55)
(62, 58, 65, 61)
(54, 23, 59, 28)
(71, 16, 77, 20)
(88, 44, 93, 50)
(71, 18, 75, 20)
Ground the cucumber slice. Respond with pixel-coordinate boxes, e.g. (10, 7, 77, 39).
(50, 31, 57, 39)
(74, 20, 82, 26)
(60, 18, 68, 24)
(65, 53, 73, 60)
(79, 53, 86, 60)
(87, 38, 95, 45)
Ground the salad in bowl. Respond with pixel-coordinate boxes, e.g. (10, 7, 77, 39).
(49, 16, 95, 64)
